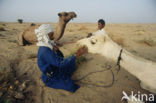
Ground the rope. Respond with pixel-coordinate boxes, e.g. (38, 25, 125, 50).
(117, 49, 123, 73)
(73, 67, 115, 88)
(72, 49, 123, 88)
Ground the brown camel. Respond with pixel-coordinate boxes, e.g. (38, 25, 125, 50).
(18, 11, 77, 46)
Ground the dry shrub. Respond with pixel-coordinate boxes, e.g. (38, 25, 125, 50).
(30, 23, 36, 26)
(2, 24, 6, 26)
(0, 66, 12, 84)
(0, 34, 5, 37)
(8, 40, 18, 43)
(79, 25, 88, 31)
(68, 29, 74, 32)
(135, 30, 145, 35)
(137, 38, 156, 46)
(0, 25, 5, 31)
(84, 30, 90, 34)
(76, 56, 87, 65)
(107, 33, 125, 46)
(115, 38, 125, 46)
(27, 53, 37, 59)
(111, 37, 125, 47)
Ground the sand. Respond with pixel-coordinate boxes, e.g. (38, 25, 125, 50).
(0, 22, 156, 103)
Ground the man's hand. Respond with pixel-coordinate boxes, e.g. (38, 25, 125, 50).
(76, 46, 88, 58)
(87, 33, 92, 38)
(56, 41, 76, 47)
(55, 41, 63, 47)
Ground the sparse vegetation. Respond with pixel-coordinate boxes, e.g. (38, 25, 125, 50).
(76, 56, 87, 65)
(112, 37, 125, 46)
(30, 23, 35, 26)
(135, 30, 145, 35)
(0, 34, 5, 37)
(68, 29, 74, 32)
(8, 40, 18, 43)
(2, 24, 6, 26)
(0, 25, 5, 31)
(137, 38, 156, 46)
(79, 25, 88, 31)
(66, 46, 88, 65)
(27, 53, 37, 59)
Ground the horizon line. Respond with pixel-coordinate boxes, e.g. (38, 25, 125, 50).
(1, 21, 156, 24)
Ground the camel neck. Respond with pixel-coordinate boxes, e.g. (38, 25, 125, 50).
(54, 19, 67, 41)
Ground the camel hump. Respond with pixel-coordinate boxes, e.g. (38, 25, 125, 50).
(18, 25, 40, 45)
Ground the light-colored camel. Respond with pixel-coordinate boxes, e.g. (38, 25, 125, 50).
(18, 12, 77, 45)
(77, 34, 156, 94)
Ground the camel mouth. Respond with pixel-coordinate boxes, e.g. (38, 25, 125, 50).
(73, 14, 77, 18)
(71, 14, 77, 20)
(71, 15, 77, 19)
(71, 13, 77, 18)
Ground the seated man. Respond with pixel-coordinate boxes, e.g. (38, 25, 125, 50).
(35, 24, 87, 93)
(87, 19, 107, 37)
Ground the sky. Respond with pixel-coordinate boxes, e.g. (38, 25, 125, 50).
(0, 0, 156, 23)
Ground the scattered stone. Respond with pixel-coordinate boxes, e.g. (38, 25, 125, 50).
(19, 82, 26, 91)
(21, 82, 26, 88)
(14, 80, 19, 85)
(9, 85, 14, 90)
(14, 92, 25, 99)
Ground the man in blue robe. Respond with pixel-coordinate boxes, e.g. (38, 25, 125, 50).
(35, 24, 87, 92)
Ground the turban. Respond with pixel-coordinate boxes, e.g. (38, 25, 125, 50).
(35, 24, 56, 49)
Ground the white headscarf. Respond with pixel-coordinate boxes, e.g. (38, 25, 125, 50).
(35, 24, 56, 50)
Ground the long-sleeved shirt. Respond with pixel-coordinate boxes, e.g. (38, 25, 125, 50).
(37, 46, 79, 92)
(92, 28, 107, 36)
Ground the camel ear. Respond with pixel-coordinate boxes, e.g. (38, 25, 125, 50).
(58, 13, 62, 17)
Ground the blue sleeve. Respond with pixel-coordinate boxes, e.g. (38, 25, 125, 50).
(43, 49, 76, 70)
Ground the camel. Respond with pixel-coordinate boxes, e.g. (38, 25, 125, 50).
(18, 11, 77, 45)
(77, 34, 156, 94)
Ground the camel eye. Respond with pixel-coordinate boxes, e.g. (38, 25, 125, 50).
(64, 13, 68, 16)
(58, 13, 62, 17)
(90, 39, 97, 45)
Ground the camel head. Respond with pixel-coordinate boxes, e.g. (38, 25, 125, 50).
(53, 11, 77, 41)
(58, 11, 77, 23)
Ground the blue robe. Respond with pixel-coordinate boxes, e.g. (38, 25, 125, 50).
(37, 46, 79, 92)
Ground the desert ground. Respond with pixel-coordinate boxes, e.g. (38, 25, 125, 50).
(0, 22, 156, 103)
